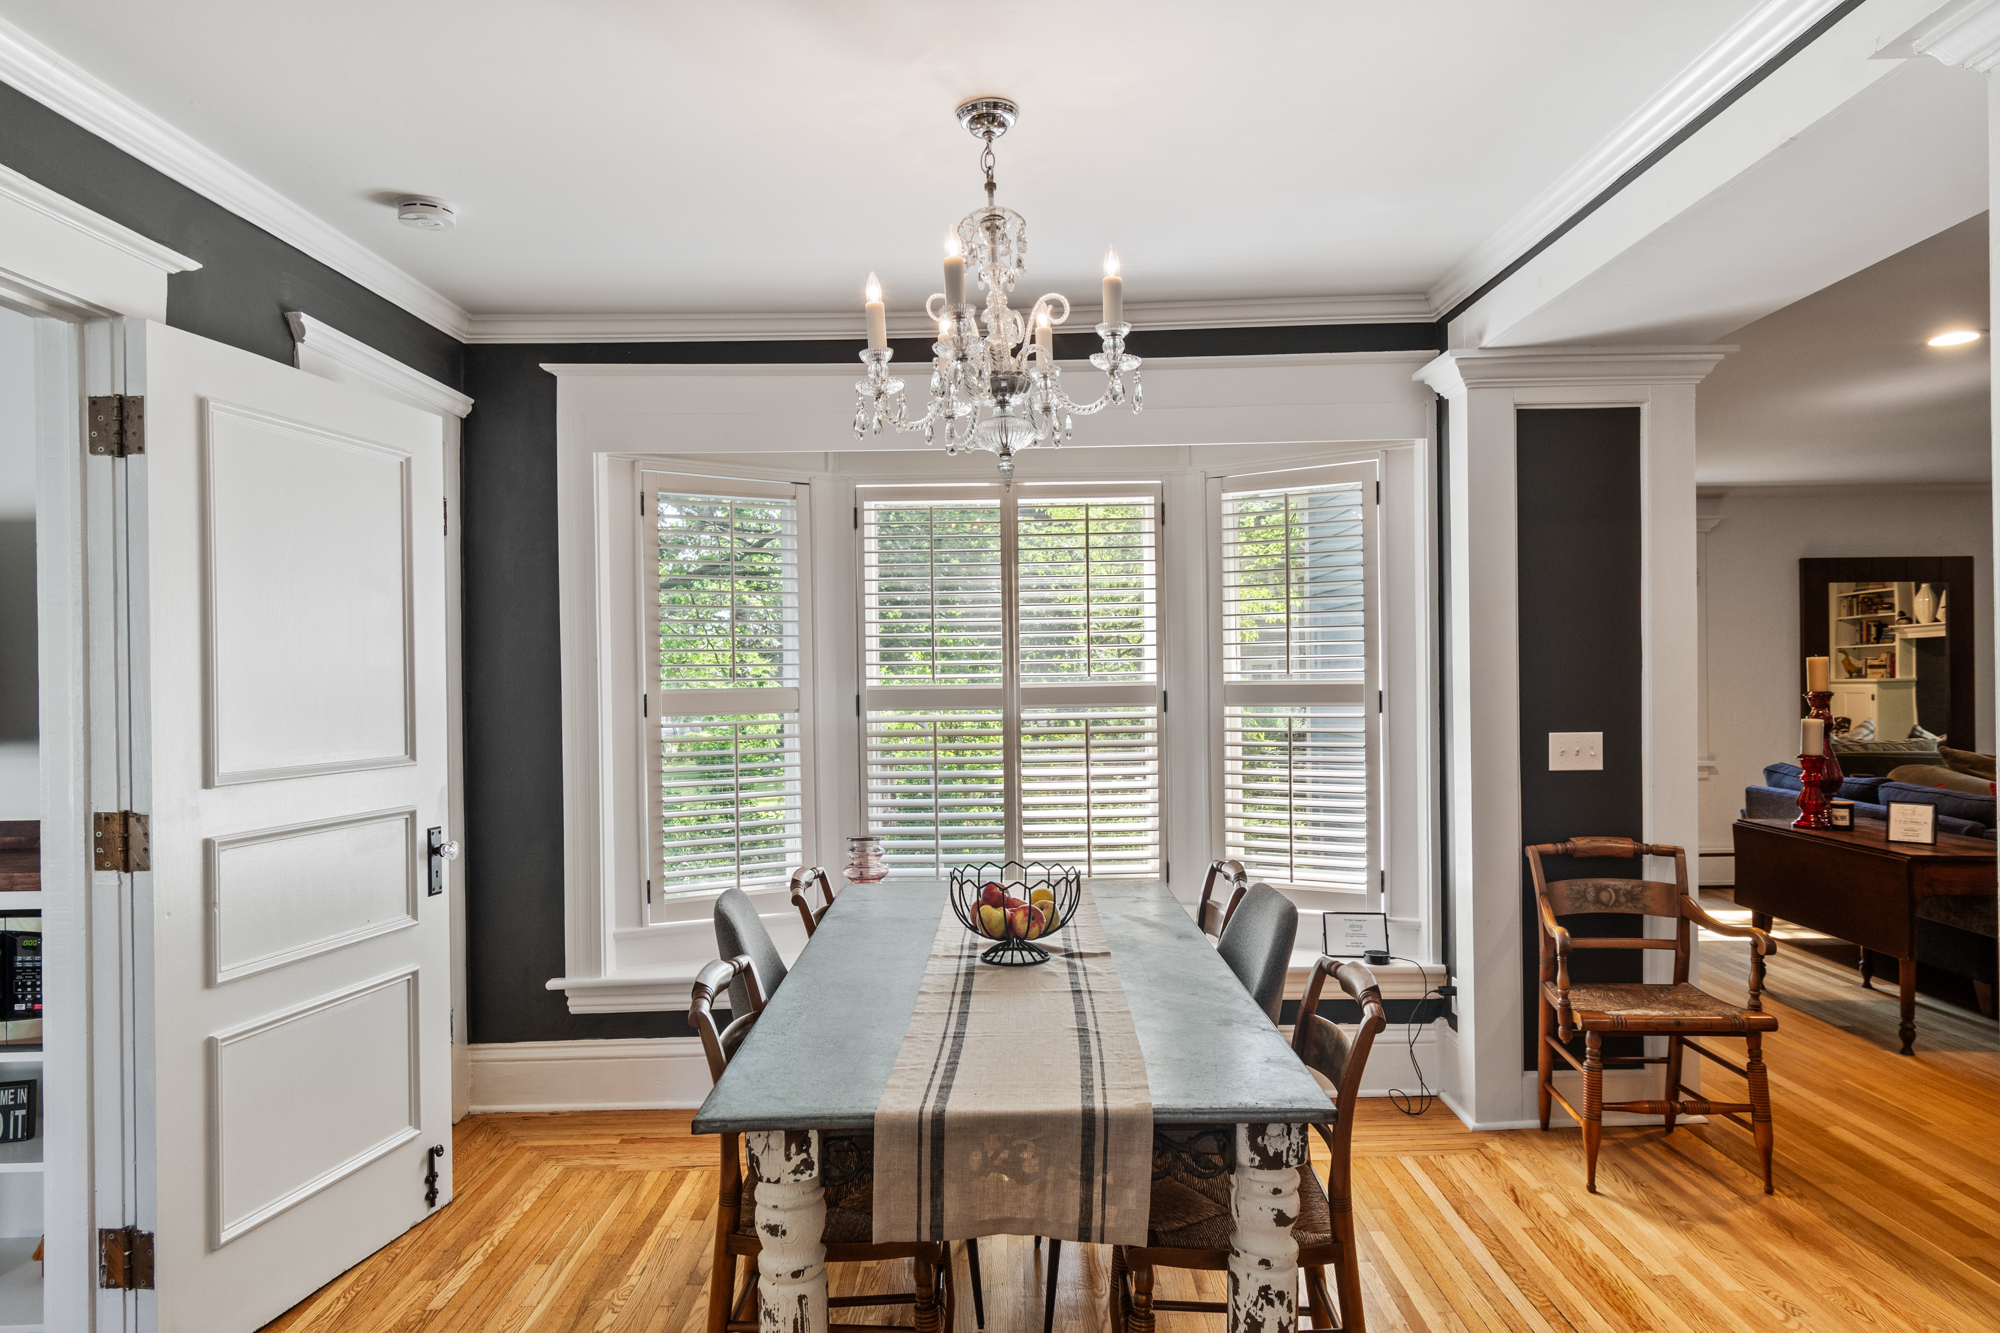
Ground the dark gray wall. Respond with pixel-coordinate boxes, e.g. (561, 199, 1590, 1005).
(460, 322, 1446, 1044)
(0, 520, 32, 741)
(0, 81, 462, 387)
(1515, 408, 1645, 1069)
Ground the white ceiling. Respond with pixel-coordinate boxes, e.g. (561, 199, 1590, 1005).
(0, 0, 1762, 320)
(1696, 212, 1991, 487)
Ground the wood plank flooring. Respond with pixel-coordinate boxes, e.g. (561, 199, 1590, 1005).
(263, 912, 1999, 1333)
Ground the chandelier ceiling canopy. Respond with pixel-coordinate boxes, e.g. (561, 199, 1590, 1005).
(853, 96, 1142, 488)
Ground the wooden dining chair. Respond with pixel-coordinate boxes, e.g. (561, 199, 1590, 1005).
(714, 886, 788, 1018)
(1526, 836, 1780, 1194)
(1113, 959, 1386, 1333)
(691, 957, 952, 1333)
(788, 865, 838, 937)
(1216, 882, 1298, 1022)
(1194, 859, 1248, 940)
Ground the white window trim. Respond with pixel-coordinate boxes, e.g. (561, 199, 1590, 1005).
(545, 353, 1439, 1011)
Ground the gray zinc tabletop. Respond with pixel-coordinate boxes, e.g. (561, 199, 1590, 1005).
(691, 877, 1332, 1134)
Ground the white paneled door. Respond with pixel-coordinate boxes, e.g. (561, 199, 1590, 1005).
(115, 321, 451, 1332)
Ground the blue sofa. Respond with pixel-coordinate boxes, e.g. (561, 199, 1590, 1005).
(1742, 764, 1996, 1013)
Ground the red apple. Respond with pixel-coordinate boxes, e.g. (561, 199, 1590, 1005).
(980, 884, 1006, 909)
(1024, 904, 1048, 940)
(1004, 903, 1032, 938)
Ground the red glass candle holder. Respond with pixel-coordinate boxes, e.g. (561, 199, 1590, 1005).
(1804, 690, 1843, 796)
(1793, 753, 1833, 829)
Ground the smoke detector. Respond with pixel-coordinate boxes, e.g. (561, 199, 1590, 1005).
(396, 197, 457, 231)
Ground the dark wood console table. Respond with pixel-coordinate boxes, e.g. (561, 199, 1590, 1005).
(1731, 817, 1996, 1054)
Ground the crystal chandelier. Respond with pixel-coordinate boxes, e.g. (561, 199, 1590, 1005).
(853, 97, 1142, 488)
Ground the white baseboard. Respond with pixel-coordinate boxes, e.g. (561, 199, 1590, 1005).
(452, 1041, 471, 1123)
(467, 1029, 1450, 1116)
(468, 1037, 713, 1113)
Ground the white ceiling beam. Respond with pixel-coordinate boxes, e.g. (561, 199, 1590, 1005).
(1427, 0, 1859, 320)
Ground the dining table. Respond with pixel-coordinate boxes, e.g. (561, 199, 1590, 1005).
(691, 876, 1332, 1333)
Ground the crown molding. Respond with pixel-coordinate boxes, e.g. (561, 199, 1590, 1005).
(0, 15, 471, 339)
(0, 159, 200, 274)
(463, 292, 1437, 344)
(1878, 0, 2000, 71)
(1427, 0, 1853, 319)
(1416, 344, 1735, 392)
(288, 311, 472, 417)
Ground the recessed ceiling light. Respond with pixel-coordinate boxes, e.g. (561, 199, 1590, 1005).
(396, 197, 457, 231)
(1927, 330, 1980, 347)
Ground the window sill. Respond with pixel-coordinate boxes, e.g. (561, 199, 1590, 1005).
(546, 967, 709, 1014)
(1283, 948, 1444, 1001)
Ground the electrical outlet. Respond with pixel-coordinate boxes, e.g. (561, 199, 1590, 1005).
(1549, 732, 1603, 771)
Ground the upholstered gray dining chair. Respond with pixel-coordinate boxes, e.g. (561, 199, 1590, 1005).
(714, 887, 788, 1017)
(1216, 882, 1297, 1022)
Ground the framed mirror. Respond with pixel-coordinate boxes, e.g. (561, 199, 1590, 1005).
(1799, 556, 1975, 748)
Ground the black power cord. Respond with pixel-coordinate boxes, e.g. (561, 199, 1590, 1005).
(1377, 955, 1453, 1116)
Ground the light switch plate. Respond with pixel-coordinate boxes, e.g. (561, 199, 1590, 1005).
(1549, 732, 1603, 771)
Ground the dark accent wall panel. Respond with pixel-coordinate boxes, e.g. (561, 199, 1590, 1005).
(1515, 407, 1645, 1069)
(0, 81, 462, 387)
(461, 325, 1446, 1044)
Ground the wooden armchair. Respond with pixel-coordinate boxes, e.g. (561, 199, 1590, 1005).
(788, 865, 837, 938)
(690, 958, 951, 1333)
(1194, 858, 1248, 940)
(1113, 959, 1385, 1333)
(1526, 837, 1780, 1194)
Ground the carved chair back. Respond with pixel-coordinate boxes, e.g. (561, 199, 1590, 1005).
(714, 887, 787, 1017)
(1216, 883, 1298, 1022)
(1291, 958, 1386, 1203)
(788, 865, 837, 938)
(1524, 837, 1693, 987)
(1195, 858, 1248, 938)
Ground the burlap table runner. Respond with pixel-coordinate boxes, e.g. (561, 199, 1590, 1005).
(872, 883, 1153, 1244)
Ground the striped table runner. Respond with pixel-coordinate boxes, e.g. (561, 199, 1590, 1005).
(872, 883, 1154, 1245)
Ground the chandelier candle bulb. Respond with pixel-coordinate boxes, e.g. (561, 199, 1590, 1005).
(1801, 716, 1824, 757)
(1806, 656, 1830, 692)
(864, 273, 887, 351)
(1102, 247, 1123, 325)
(944, 233, 966, 307)
(1036, 311, 1053, 358)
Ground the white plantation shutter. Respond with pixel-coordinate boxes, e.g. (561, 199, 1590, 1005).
(860, 485, 1162, 876)
(1214, 465, 1377, 895)
(647, 477, 808, 898)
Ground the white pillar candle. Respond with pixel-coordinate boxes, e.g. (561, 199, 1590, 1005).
(1801, 716, 1824, 757)
(943, 233, 965, 308)
(1806, 656, 1830, 692)
(864, 272, 886, 351)
(1102, 247, 1123, 326)
(1036, 311, 1053, 359)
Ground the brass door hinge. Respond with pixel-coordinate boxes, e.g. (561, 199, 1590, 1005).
(99, 1226, 155, 1289)
(87, 394, 145, 456)
(93, 812, 150, 872)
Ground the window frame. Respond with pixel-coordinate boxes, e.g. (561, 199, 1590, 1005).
(856, 480, 1167, 876)
(639, 469, 817, 915)
(1207, 460, 1382, 910)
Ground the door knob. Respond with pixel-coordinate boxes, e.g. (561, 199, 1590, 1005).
(427, 827, 459, 896)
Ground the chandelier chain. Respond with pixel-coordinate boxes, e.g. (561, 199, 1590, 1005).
(981, 132, 997, 208)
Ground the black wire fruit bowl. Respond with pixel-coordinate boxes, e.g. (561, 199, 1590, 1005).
(947, 861, 1083, 965)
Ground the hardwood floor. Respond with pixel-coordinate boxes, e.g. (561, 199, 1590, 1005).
(263, 916, 2000, 1332)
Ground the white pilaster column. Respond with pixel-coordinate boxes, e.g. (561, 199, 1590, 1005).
(1415, 346, 1728, 1129)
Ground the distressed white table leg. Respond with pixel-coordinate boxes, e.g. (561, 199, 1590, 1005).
(1229, 1122, 1305, 1333)
(747, 1129, 827, 1333)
